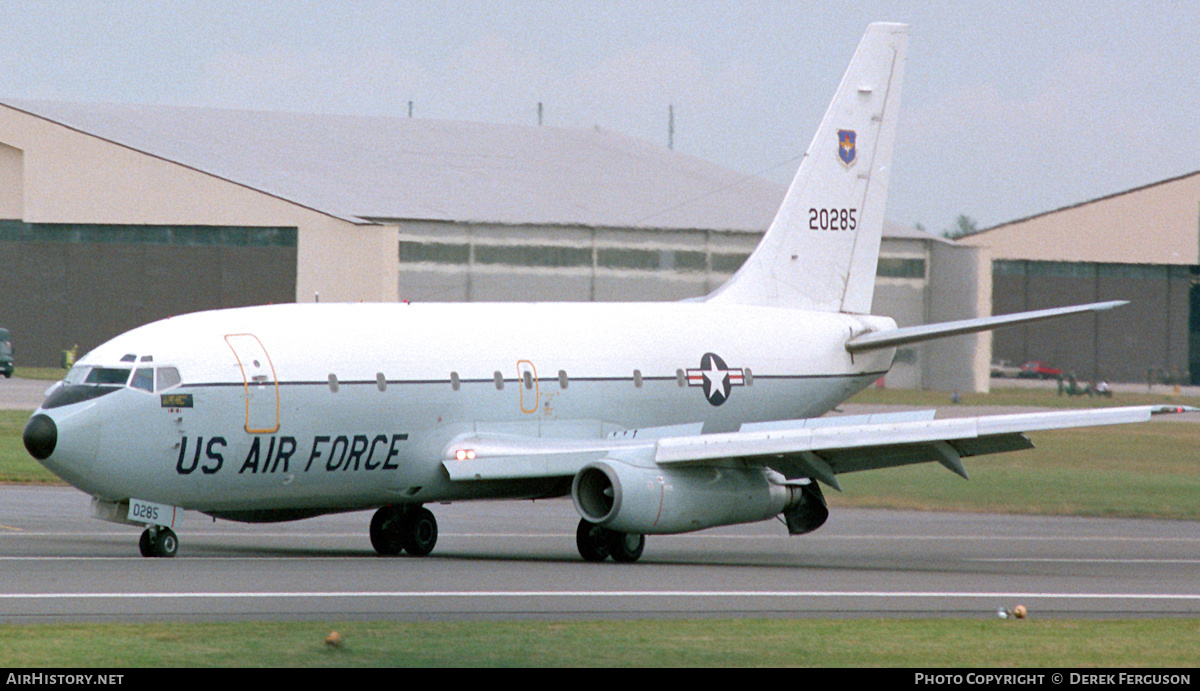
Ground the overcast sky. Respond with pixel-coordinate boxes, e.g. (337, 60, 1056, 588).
(2, 1, 1198, 235)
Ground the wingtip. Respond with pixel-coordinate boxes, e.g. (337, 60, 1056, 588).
(1150, 405, 1199, 415)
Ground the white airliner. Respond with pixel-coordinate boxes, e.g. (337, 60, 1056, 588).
(22, 23, 1190, 560)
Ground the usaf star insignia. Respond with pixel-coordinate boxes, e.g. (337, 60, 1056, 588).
(686, 352, 745, 406)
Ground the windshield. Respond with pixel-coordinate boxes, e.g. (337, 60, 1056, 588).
(45, 363, 185, 409)
(84, 367, 133, 386)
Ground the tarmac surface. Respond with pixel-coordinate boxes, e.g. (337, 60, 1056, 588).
(0, 376, 51, 410)
(0, 486, 1196, 623)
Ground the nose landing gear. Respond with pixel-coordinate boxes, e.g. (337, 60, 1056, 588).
(138, 526, 179, 558)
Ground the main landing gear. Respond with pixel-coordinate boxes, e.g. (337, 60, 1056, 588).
(138, 526, 179, 558)
(370, 504, 438, 556)
(576, 518, 645, 563)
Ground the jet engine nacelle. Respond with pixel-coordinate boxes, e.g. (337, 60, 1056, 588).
(571, 459, 804, 534)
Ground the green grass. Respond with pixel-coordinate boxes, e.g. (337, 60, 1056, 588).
(0, 619, 1197, 667)
(849, 383, 1200, 409)
(13, 367, 68, 381)
(0, 410, 61, 483)
(831, 385, 1200, 520)
(829, 422, 1200, 520)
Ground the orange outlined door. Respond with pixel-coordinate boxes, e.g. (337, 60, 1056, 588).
(224, 334, 280, 433)
(517, 360, 539, 414)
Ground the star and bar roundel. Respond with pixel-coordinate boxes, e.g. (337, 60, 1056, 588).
(686, 352, 745, 407)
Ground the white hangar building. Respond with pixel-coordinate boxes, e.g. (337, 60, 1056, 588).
(0, 99, 986, 390)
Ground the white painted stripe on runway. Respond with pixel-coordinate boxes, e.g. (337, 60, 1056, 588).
(2, 531, 1198, 542)
(973, 558, 1200, 564)
(3, 555, 1199, 565)
(0, 591, 1195, 601)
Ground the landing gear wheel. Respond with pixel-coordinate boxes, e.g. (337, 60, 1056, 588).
(139, 527, 178, 558)
(576, 519, 612, 562)
(370, 505, 438, 557)
(608, 531, 645, 563)
(139, 529, 154, 557)
(400, 507, 438, 557)
(370, 506, 406, 556)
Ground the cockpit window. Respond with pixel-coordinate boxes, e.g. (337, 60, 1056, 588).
(43, 362, 185, 408)
(63, 365, 90, 384)
(84, 367, 132, 385)
(156, 367, 182, 391)
(130, 368, 154, 392)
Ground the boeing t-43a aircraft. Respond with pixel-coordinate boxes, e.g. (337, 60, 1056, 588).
(22, 23, 1188, 560)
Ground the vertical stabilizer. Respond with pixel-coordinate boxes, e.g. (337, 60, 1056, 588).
(709, 23, 907, 313)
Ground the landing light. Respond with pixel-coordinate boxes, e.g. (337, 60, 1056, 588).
(454, 449, 477, 461)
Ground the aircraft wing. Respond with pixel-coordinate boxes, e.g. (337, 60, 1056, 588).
(442, 405, 1193, 489)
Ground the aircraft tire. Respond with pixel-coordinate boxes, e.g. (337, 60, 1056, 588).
(399, 507, 437, 557)
(575, 519, 612, 562)
(608, 531, 645, 563)
(152, 527, 178, 558)
(138, 529, 154, 558)
(369, 506, 406, 556)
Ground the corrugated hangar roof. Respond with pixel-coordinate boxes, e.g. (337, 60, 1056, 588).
(3, 98, 794, 231)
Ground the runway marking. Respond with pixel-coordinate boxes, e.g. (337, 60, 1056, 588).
(973, 558, 1200, 564)
(0, 590, 1196, 601)
(2, 531, 1198, 543)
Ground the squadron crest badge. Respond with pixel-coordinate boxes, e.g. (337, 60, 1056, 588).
(837, 129, 857, 167)
(686, 352, 745, 407)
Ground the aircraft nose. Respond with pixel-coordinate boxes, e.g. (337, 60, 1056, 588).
(23, 414, 58, 460)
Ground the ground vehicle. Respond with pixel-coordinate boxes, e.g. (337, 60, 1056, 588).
(1019, 360, 1063, 379)
(990, 359, 1021, 378)
(0, 328, 12, 378)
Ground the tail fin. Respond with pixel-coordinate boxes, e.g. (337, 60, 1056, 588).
(709, 22, 908, 313)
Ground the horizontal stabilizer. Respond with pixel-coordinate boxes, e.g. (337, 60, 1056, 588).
(845, 300, 1128, 353)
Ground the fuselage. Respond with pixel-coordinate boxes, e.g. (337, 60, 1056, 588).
(29, 301, 895, 519)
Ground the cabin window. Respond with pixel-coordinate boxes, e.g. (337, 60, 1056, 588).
(156, 367, 182, 391)
(328, 374, 339, 393)
(376, 372, 387, 392)
(523, 371, 534, 390)
(493, 371, 504, 390)
(130, 368, 154, 392)
(450, 372, 461, 391)
(633, 369, 643, 388)
(558, 370, 568, 389)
